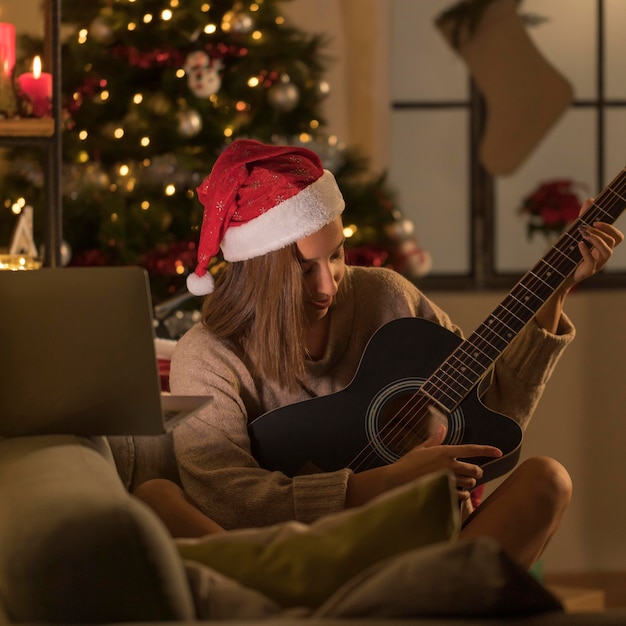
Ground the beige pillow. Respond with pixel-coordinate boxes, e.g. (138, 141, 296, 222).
(176, 470, 458, 608)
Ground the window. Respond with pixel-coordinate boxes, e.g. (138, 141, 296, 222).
(389, 0, 626, 290)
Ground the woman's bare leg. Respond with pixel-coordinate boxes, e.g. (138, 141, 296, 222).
(133, 478, 225, 538)
(460, 456, 572, 569)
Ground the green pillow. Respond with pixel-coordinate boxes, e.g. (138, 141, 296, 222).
(176, 470, 459, 609)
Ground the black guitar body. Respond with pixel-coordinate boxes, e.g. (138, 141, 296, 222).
(249, 317, 523, 485)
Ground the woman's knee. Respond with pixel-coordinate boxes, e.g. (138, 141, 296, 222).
(515, 456, 572, 510)
(133, 478, 184, 504)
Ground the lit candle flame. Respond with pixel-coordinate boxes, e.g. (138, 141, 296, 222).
(33, 55, 41, 79)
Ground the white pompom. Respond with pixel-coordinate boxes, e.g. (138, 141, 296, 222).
(186, 272, 215, 296)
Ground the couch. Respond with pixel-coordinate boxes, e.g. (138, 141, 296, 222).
(2, 434, 626, 625)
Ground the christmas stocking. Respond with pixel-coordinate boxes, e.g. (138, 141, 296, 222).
(437, 0, 573, 175)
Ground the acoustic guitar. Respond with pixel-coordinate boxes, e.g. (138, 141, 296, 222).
(249, 168, 626, 486)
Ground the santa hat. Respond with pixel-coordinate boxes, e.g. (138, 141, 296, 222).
(187, 139, 345, 296)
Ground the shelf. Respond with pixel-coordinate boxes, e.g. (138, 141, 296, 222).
(0, 117, 54, 137)
(0, 0, 64, 267)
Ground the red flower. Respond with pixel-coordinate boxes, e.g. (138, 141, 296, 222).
(519, 179, 586, 240)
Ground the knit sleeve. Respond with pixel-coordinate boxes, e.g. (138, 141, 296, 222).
(481, 313, 575, 430)
(169, 325, 351, 530)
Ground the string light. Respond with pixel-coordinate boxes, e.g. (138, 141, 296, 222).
(161, 9, 173, 21)
(165, 184, 176, 196)
(204, 24, 217, 34)
(77, 29, 88, 44)
(343, 224, 357, 238)
(11, 197, 26, 214)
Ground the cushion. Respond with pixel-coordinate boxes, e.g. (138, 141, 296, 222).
(0, 435, 195, 623)
(176, 469, 459, 609)
(316, 536, 563, 619)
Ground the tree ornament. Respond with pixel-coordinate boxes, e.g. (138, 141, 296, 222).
(221, 2, 255, 34)
(89, 16, 114, 45)
(393, 239, 432, 280)
(316, 79, 331, 99)
(177, 106, 203, 138)
(184, 50, 223, 99)
(385, 213, 432, 280)
(267, 74, 300, 112)
(386, 216, 415, 241)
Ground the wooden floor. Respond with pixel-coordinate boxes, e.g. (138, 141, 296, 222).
(545, 571, 626, 611)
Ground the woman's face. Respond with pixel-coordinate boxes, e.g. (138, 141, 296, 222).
(296, 216, 346, 323)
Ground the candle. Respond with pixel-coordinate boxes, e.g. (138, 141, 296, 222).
(0, 22, 15, 79)
(17, 56, 52, 117)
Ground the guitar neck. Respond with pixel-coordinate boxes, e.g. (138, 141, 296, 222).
(422, 167, 626, 413)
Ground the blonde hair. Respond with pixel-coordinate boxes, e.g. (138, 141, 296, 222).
(201, 245, 307, 389)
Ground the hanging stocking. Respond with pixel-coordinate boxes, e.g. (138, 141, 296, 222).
(437, 0, 573, 175)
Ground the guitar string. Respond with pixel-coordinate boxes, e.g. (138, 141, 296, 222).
(347, 169, 626, 474)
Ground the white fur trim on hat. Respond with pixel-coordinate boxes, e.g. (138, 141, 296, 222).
(220, 169, 345, 262)
(186, 271, 215, 296)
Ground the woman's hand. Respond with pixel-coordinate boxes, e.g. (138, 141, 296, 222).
(568, 198, 624, 287)
(345, 424, 502, 507)
(387, 425, 502, 500)
(536, 198, 624, 333)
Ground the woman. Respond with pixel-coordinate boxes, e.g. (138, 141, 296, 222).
(136, 139, 622, 569)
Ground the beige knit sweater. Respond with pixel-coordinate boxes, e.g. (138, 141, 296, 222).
(170, 266, 574, 529)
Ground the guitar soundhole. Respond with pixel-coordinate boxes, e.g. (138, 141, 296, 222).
(366, 378, 464, 464)
(377, 392, 448, 456)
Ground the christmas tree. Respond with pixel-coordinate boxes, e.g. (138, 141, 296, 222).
(2, 0, 430, 312)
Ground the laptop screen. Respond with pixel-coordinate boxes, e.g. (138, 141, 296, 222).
(0, 266, 168, 436)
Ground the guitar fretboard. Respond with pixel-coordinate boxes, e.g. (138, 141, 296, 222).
(422, 168, 626, 413)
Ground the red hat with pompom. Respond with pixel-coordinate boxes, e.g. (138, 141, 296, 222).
(187, 139, 345, 296)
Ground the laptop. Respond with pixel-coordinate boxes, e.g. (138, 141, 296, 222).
(0, 266, 212, 436)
